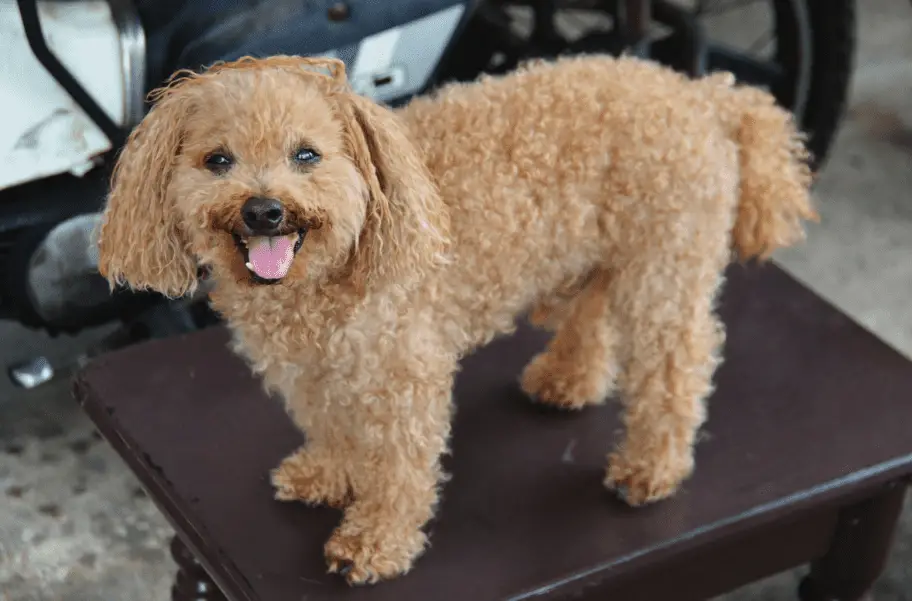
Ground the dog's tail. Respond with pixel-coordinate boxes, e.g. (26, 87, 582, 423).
(709, 74, 817, 261)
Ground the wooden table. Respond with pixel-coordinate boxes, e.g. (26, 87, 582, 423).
(73, 264, 912, 601)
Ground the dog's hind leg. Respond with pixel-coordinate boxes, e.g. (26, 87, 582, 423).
(528, 271, 595, 332)
(521, 269, 621, 409)
(603, 252, 727, 507)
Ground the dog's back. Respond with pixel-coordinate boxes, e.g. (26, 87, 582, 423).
(398, 55, 814, 342)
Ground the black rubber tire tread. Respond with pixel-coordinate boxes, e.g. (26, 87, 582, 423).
(800, 0, 856, 171)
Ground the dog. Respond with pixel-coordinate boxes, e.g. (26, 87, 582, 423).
(97, 54, 815, 584)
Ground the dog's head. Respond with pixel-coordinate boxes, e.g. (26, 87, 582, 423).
(97, 56, 449, 299)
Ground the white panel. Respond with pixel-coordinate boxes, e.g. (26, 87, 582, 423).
(0, 0, 124, 191)
(350, 26, 403, 80)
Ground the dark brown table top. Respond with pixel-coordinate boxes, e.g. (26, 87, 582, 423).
(74, 264, 912, 601)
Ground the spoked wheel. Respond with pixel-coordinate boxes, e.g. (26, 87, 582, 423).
(443, 0, 854, 170)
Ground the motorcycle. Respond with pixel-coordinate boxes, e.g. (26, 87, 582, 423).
(0, 0, 855, 385)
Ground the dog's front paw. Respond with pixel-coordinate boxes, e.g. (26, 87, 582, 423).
(604, 450, 693, 506)
(270, 447, 350, 508)
(521, 351, 612, 410)
(325, 521, 427, 585)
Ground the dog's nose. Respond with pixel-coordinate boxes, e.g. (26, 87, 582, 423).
(241, 197, 284, 231)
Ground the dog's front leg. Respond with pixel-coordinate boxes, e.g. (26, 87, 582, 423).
(271, 443, 352, 508)
(323, 364, 455, 585)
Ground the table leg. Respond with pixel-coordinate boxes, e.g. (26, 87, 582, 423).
(170, 535, 228, 601)
(798, 481, 908, 601)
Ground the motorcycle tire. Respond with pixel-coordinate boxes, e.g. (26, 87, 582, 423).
(800, 0, 856, 171)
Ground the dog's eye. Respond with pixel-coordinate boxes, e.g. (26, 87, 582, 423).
(204, 152, 233, 173)
(292, 147, 320, 165)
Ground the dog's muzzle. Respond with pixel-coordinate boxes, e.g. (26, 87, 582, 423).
(233, 197, 307, 283)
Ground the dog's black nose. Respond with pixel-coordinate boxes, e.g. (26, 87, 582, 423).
(241, 197, 284, 231)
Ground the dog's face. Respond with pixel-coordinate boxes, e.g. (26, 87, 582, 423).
(97, 57, 448, 299)
(171, 71, 365, 287)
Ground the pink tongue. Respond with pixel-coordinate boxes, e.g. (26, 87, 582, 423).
(247, 236, 294, 280)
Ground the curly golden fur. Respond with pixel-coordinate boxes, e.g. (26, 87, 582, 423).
(97, 54, 815, 585)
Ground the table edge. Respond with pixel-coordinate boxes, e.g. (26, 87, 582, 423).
(509, 461, 912, 600)
(72, 376, 260, 601)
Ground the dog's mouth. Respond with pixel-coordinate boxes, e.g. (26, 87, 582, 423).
(232, 230, 307, 284)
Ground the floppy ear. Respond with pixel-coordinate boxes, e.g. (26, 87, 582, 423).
(97, 90, 198, 298)
(338, 92, 450, 292)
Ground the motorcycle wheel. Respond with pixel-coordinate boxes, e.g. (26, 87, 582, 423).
(800, 0, 855, 171)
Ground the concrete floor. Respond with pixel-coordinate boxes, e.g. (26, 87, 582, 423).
(2, 1, 912, 599)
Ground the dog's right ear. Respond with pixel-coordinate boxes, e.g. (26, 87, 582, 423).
(97, 89, 198, 298)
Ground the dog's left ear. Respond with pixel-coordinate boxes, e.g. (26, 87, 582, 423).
(337, 91, 450, 292)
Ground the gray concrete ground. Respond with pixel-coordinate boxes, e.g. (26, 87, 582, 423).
(2, 1, 912, 599)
